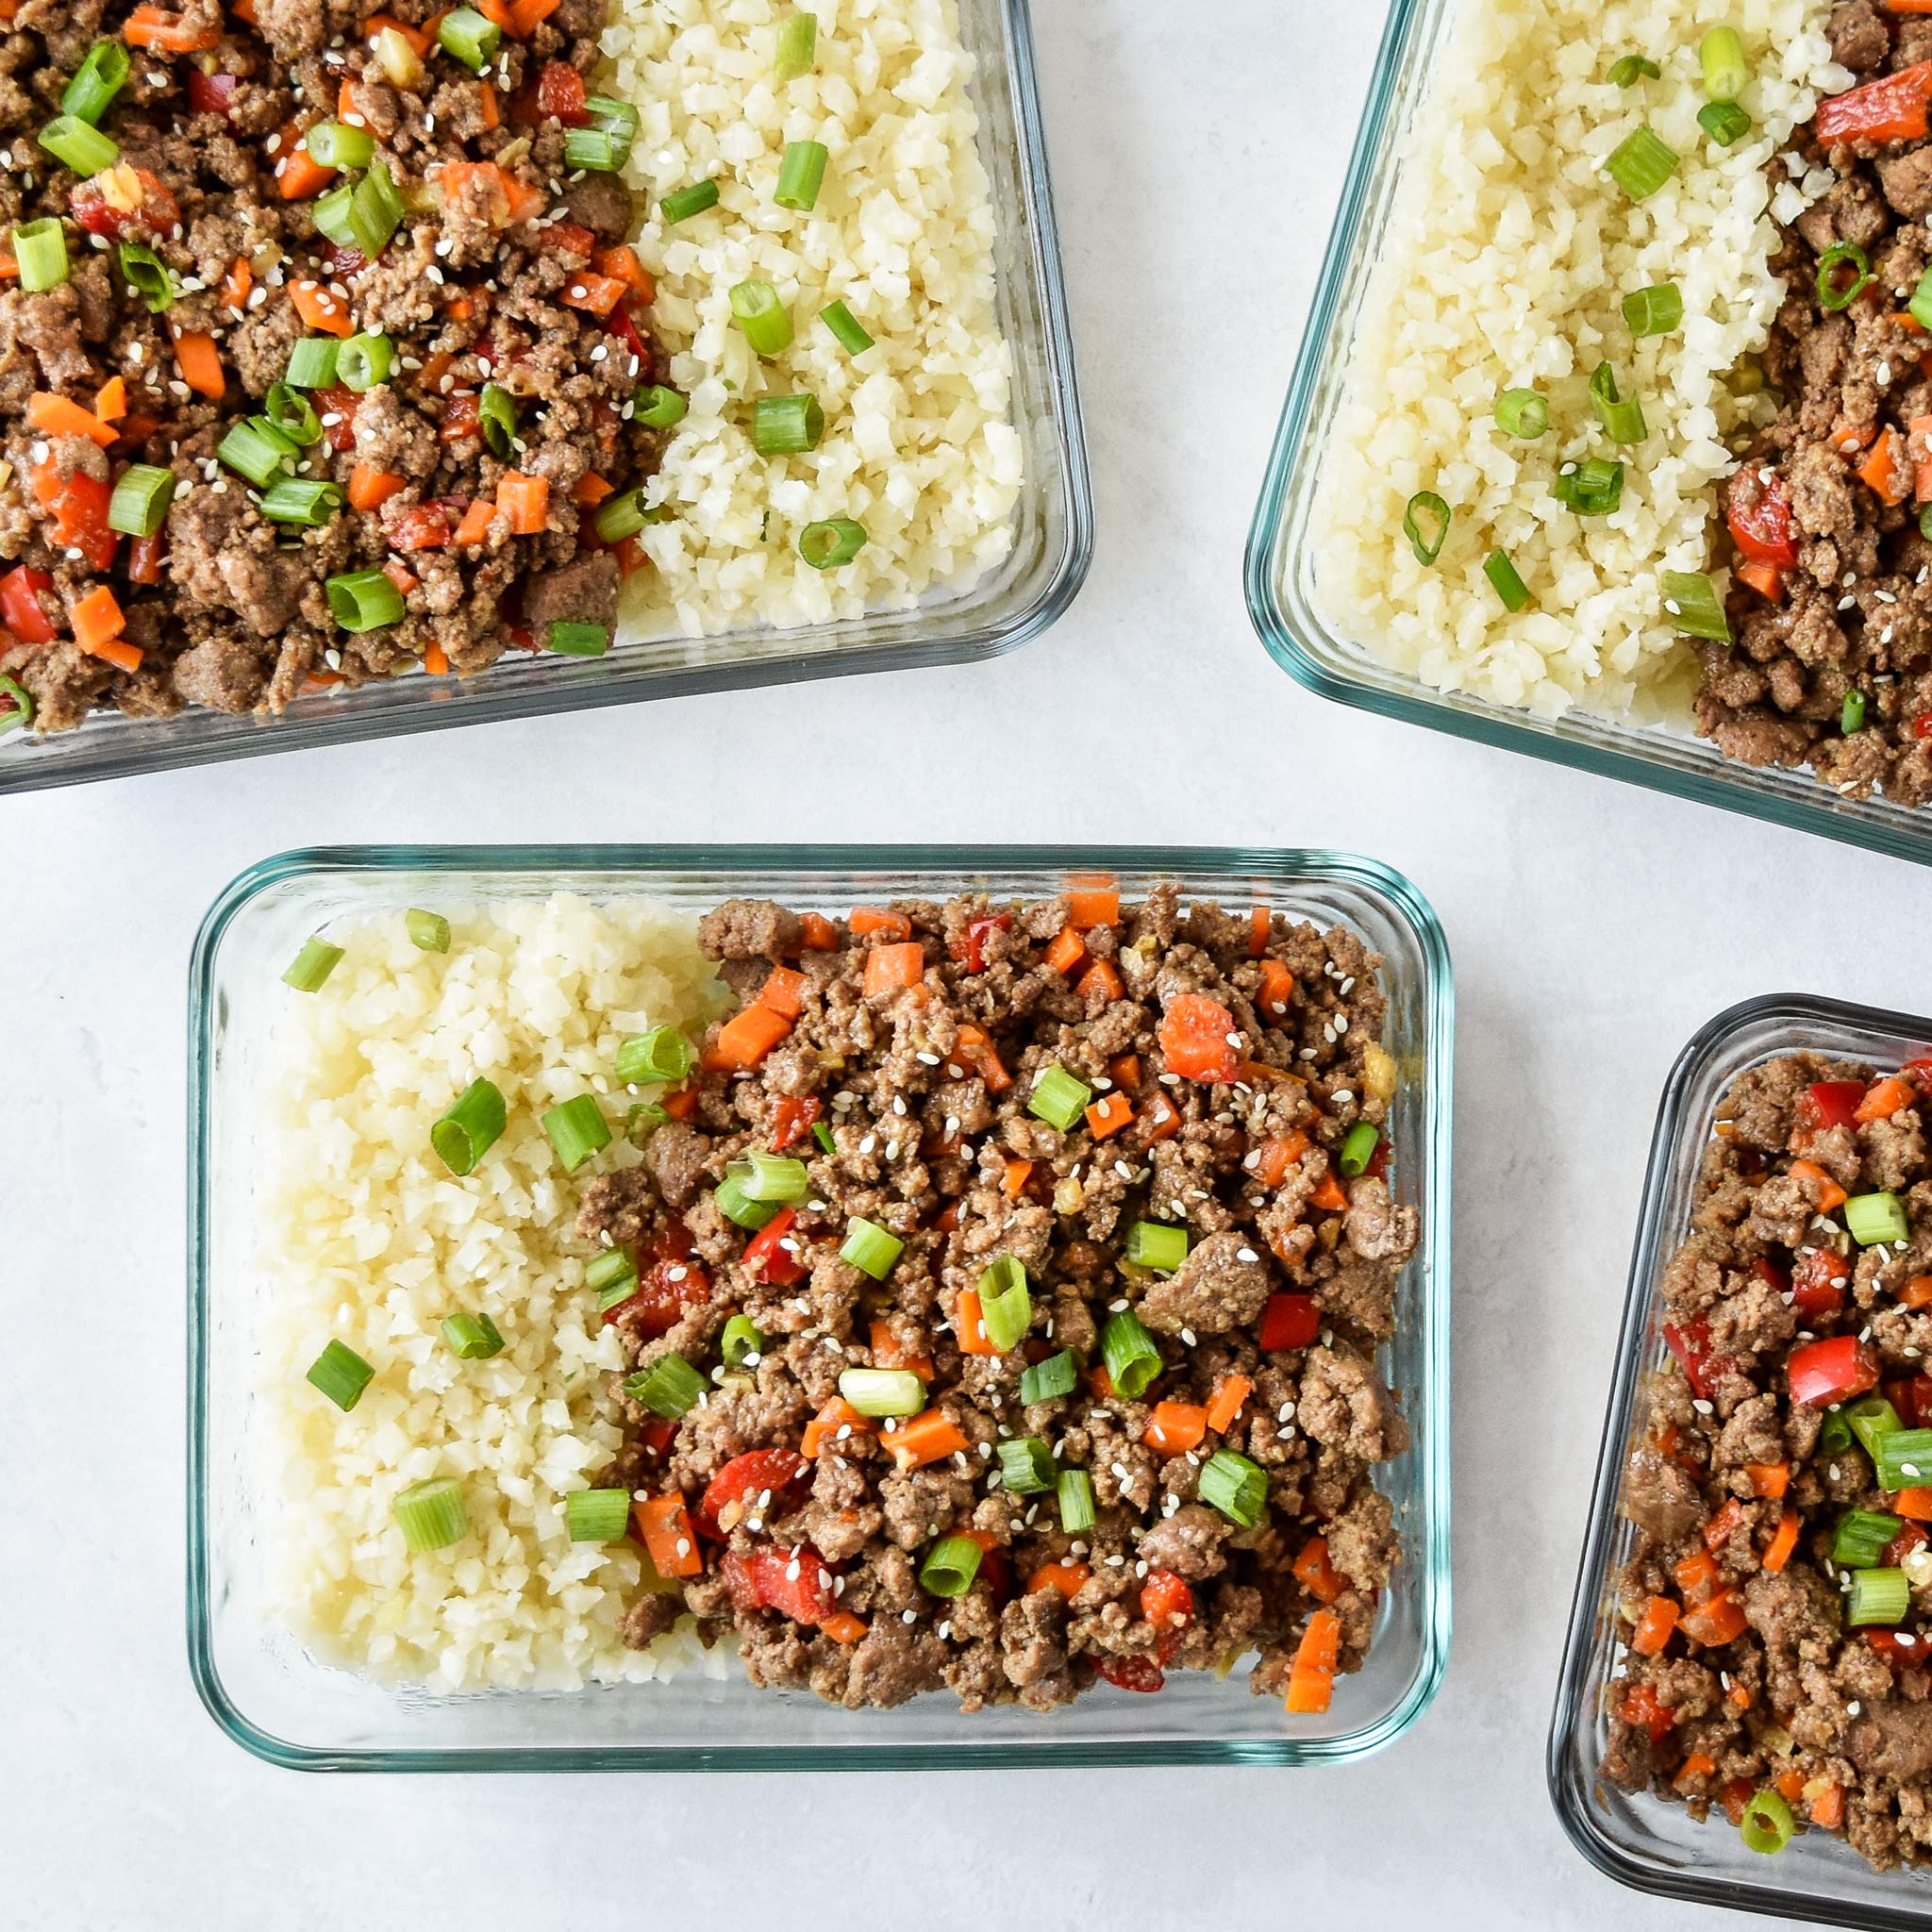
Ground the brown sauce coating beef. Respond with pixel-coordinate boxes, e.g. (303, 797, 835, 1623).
(0, 0, 663, 735)
(1602, 1051, 1932, 1873)
(583, 886, 1422, 1713)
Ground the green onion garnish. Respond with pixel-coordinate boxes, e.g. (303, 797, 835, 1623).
(919, 1533, 982, 1598)
(774, 138, 829, 211)
(282, 936, 343, 991)
(286, 336, 341, 389)
(1875, 1428, 1932, 1493)
(1199, 1448, 1269, 1528)
(306, 119, 375, 170)
(1699, 101, 1752, 146)
(473, 381, 517, 458)
(584, 94, 641, 144)
(117, 242, 175, 313)
(1402, 490, 1450, 564)
(406, 908, 450, 953)
(61, 40, 129, 124)
(812, 1119, 837, 1158)
(218, 418, 296, 488)
(1660, 571, 1730, 643)
(1832, 1507, 1903, 1569)
(635, 384, 687, 429)
(1847, 1191, 1909, 1247)
(437, 5, 500, 70)
(1101, 1308, 1162, 1400)
(1699, 25, 1748, 103)
(1057, 1467, 1095, 1533)
(562, 126, 631, 173)
(542, 1094, 610, 1172)
(38, 113, 119, 175)
(441, 1311, 506, 1358)
(1843, 690, 1867, 734)
(716, 1170, 780, 1230)
(392, 1476, 469, 1552)
(752, 393, 824, 455)
(108, 463, 175, 537)
(838, 1367, 925, 1417)
(625, 1101, 670, 1139)
(1493, 388, 1548, 440)
(660, 179, 720, 223)
(1027, 1062, 1091, 1132)
(624, 1352, 706, 1417)
(1607, 54, 1659, 85)
(1019, 1349, 1076, 1407)
(821, 300, 874, 355)
(721, 1314, 765, 1368)
(594, 487, 653, 543)
(264, 382, 324, 446)
(1484, 550, 1531, 612)
(1911, 270, 1932, 334)
(1338, 1122, 1381, 1177)
(774, 9, 817, 79)
(799, 517, 866, 568)
(730, 278, 793, 358)
(11, 218, 68, 293)
(1588, 360, 1646, 444)
(1604, 125, 1677, 200)
(615, 1026, 691, 1086)
(978, 1254, 1032, 1352)
(564, 1487, 632, 1541)
(1821, 1409, 1856, 1457)
(1847, 1396, 1903, 1464)
(431, 1077, 507, 1175)
(1555, 458, 1624, 516)
(548, 621, 610, 657)
(1124, 1221, 1188, 1273)
(351, 164, 404, 256)
(1818, 242, 1871, 313)
(1740, 1789, 1794, 1856)
(741, 1150, 810, 1202)
(585, 1247, 639, 1309)
(258, 478, 344, 526)
(997, 1437, 1054, 1493)
(338, 332, 394, 393)
(841, 1216, 904, 1279)
(1847, 1566, 1911, 1627)
(0, 674, 36, 734)
(325, 567, 406, 632)
(306, 1338, 375, 1409)
(1622, 282, 1683, 337)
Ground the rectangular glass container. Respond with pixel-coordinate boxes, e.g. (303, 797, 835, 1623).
(1245, 0, 1932, 869)
(188, 844, 1451, 1770)
(1549, 993, 1932, 1926)
(3, 0, 1091, 797)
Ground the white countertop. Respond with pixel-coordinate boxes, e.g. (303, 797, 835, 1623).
(9, 2, 1924, 1924)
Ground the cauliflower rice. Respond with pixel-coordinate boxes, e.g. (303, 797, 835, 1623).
(607, 0, 1024, 639)
(258, 895, 729, 1691)
(1311, 0, 1846, 721)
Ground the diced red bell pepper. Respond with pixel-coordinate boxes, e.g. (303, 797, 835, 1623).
(536, 59, 591, 125)
(1258, 1292, 1321, 1352)
(634, 1417, 678, 1460)
(771, 1095, 822, 1153)
(722, 1543, 835, 1626)
(1888, 1520, 1930, 1569)
(125, 531, 166, 585)
(440, 390, 481, 441)
(1141, 1568, 1194, 1665)
(949, 912, 1012, 974)
(1816, 61, 1932, 147)
(1094, 1653, 1166, 1693)
(0, 563, 58, 644)
(33, 464, 117, 572)
(322, 240, 369, 280)
(697, 1449, 807, 1536)
(742, 1205, 807, 1288)
(1802, 1080, 1866, 1133)
(1663, 1317, 1736, 1402)
(187, 69, 238, 115)
(1791, 1248, 1851, 1320)
(604, 299, 650, 372)
(1619, 1681, 1676, 1744)
(1788, 1333, 1880, 1407)
(315, 384, 360, 452)
(545, 220, 598, 258)
(1868, 1629, 1931, 1667)
(1724, 467, 1798, 569)
(70, 167, 180, 241)
(1158, 993, 1242, 1084)
(604, 1255, 709, 1338)
(390, 503, 455, 552)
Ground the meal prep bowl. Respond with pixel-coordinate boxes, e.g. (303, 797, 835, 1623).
(4, 0, 1090, 798)
(1549, 993, 1932, 1927)
(188, 843, 1451, 1771)
(1245, 0, 1932, 871)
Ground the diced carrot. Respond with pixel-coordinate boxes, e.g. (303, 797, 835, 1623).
(1858, 1075, 1915, 1123)
(819, 1607, 867, 1645)
(472, 0, 515, 27)
(289, 280, 353, 335)
(801, 1397, 871, 1458)
(1255, 1130, 1311, 1188)
(1085, 1091, 1133, 1139)
(561, 269, 628, 316)
(1074, 957, 1124, 1004)
(477, 77, 500, 128)
(70, 584, 126, 657)
(1087, 1364, 1115, 1400)
(848, 906, 912, 941)
(507, 0, 557, 31)
(1790, 1158, 1848, 1214)
(1857, 425, 1909, 506)
(954, 1023, 1010, 1093)
(800, 911, 839, 951)
(1292, 1536, 1346, 1606)
(1703, 1497, 1745, 1553)
(660, 1084, 698, 1121)
(124, 5, 223, 49)
(999, 1158, 1032, 1198)
(0, 246, 16, 280)
(1043, 925, 1086, 975)
(1912, 414, 1932, 501)
(92, 375, 126, 423)
(1064, 885, 1119, 930)
(1206, 1374, 1252, 1435)
(1025, 1561, 1091, 1598)
(500, 171, 546, 223)
(954, 1288, 995, 1356)
(1810, 1782, 1845, 1830)
(1283, 1609, 1341, 1714)
(27, 391, 117, 447)
(703, 1003, 791, 1072)
(1762, 1506, 1800, 1574)
(1629, 1594, 1679, 1657)
(1249, 906, 1271, 957)
(1905, 1275, 1932, 1311)
(1679, 1589, 1748, 1646)
(1736, 559, 1785, 603)
(862, 941, 924, 998)
(1745, 1461, 1790, 1500)
(1143, 1089, 1183, 1142)
(231, 0, 258, 20)
(869, 1321, 935, 1381)
(424, 641, 449, 675)
(1674, 1548, 1722, 1604)
(452, 499, 496, 547)
(1832, 417, 1878, 456)
(1893, 1486, 1932, 1521)
(758, 964, 808, 1019)
(275, 131, 338, 201)
(1256, 958, 1296, 1023)
(348, 464, 406, 511)
(382, 560, 418, 595)
(1891, 0, 1932, 11)
(933, 1199, 961, 1236)
(1310, 1174, 1349, 1214)
(364, 9, 431, 51)
(496, 471, 549, 535)
(597, 244, 656, 302)
(1673, 1753, 1718, 1794)
(1141, 1401, 1208, 1457)
(1109, 1054, 1141, 1091)
(572, 472, 614, 506)
(887, 1409, 970, 1472)
(632, 1493, 702, 1577)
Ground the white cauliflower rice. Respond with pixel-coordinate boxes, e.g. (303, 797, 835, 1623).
(607, 0, 1024, 638)
(258, 895, 729, 1691)
(1312, 0, 1848, 721)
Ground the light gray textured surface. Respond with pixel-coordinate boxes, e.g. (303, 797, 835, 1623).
(7, 3, 1917, 1924)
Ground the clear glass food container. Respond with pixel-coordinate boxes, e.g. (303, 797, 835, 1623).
(187, 844, 1452, 1771)
(3, 0, 1091, 797)
(1245, 0, 1932, 870)
(1549, 993, 1932, 1925)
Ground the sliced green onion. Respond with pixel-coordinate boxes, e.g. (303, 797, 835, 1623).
(392, 1476, 468, 1551)
(564, 1487, 631, 1541)
(0, 674, 35, 735)
(1847, 1397, 1903, 1464)
(437, 5, 500, 71)
(1124, 1222, 1188, 1273)
(563, 126, 630, 173)
(441, 1311, 505, 1358)
(338, 332, 394, 393)
(350, 162, 403, 258)
(1199, 1448, 1269, 1528)
(286, 336, 341, 390)
(1660, 571, 1730, 643)
(774, 139, 829, 211)
(1623, 282, 1683, 337)
(282, 936, 343, 991)
(585, 1247, 639, 1310)
(919, 1533, 982, 1598)
(1847, 1191, 1909, 1247)
(218, 418, 295, 488)
(310, 182, 361, 252)
(305, 119, 375, 169)
(306, 1338, 374, 1409)
(716, 1170, 780, 1231)
(542, 1094, 610, 1172)
(1555, 458, 1625, 516)
(1058, 1467, 1095, 1534)
(839, 1366, 925, 1417)
(584, 94, 640, 143)
(1493, 388, 1548, 440)
(548, 621, 610, 657)
(752, 393, 824, 455)
(61, 41, 129, 124)
(635, 384, 686, 429)
(614, 1026, 691, 1086)
(38, 114, 119, 176)
(812, 1120, 836, 1157)
(430, 1077, 508, 1175)
(799, 517, 866, 568)
(1019, 1349, 1076, 1407)
(1027, 1062, 1091, 1133)
(1832, 1507, 1903, 1569)
(1699, 26, 1748, 103)
(978, 1255, 1032, 1352)
(1875, 1428, 1932, 1492)
(1847, 1566, 1911, 1626)
(821, 300, 874, 355)
(660, 179, 720, 224)
(594, 487, 652, 543)
(1843, 690, 1868, 735)
(1101, 1308, 1162, 1401)
(1339, 1122, 1381, 1177)
(741, 1150, 810, 1202)
(730, 278, 793, 357)
(997, 1438, 1054, 1493)
(625, 1101, 670, 1139)
(325, 567, 406, 632)
(624, 1352, 705, 1417)
(263, 382, 323, 446)
(1607, 54, 1660, 84)
(1699, 101, 1752, 146)
(1589, 361, 1647, 444)
(1819, 242, 1871, 313)
(1485, 550, 1532, 612)
(1910, 269, 1932, 335)
(1604, 125, 1677, 200)
(406, 908, 450, 953)
(841, 1216, 904, 1279)
(774, 9, 817, 79)
(258, 478, 344, 525)
(1740, 1789, 1794, 1856)
(471, 381, 516, 458)
(108, 463, 175, 538)
(117, 242, 174, 314)
(722, 1314, 765, 1368)
(11, 219, 68, 293)
(1403, 490, 1450, 564)
(1821, 1409, 1856, 1457)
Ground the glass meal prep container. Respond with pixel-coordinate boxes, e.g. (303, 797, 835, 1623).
(1245, 0, 1932, 871)
(2, 0, 1090, 798)
(187, 843, 1452, 1772)
(1550, 993, 1932, 1927)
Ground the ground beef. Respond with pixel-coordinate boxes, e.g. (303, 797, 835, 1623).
(1601, 1052, 1932, 1873)
(594, 887, 1422, 1712)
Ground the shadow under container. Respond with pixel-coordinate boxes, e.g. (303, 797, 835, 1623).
(1550, 994, 1932, 1926)
(1245, 0, 1932, 869)
(189, 844, 1452, 1771)
(3, 0, 1091, 796)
